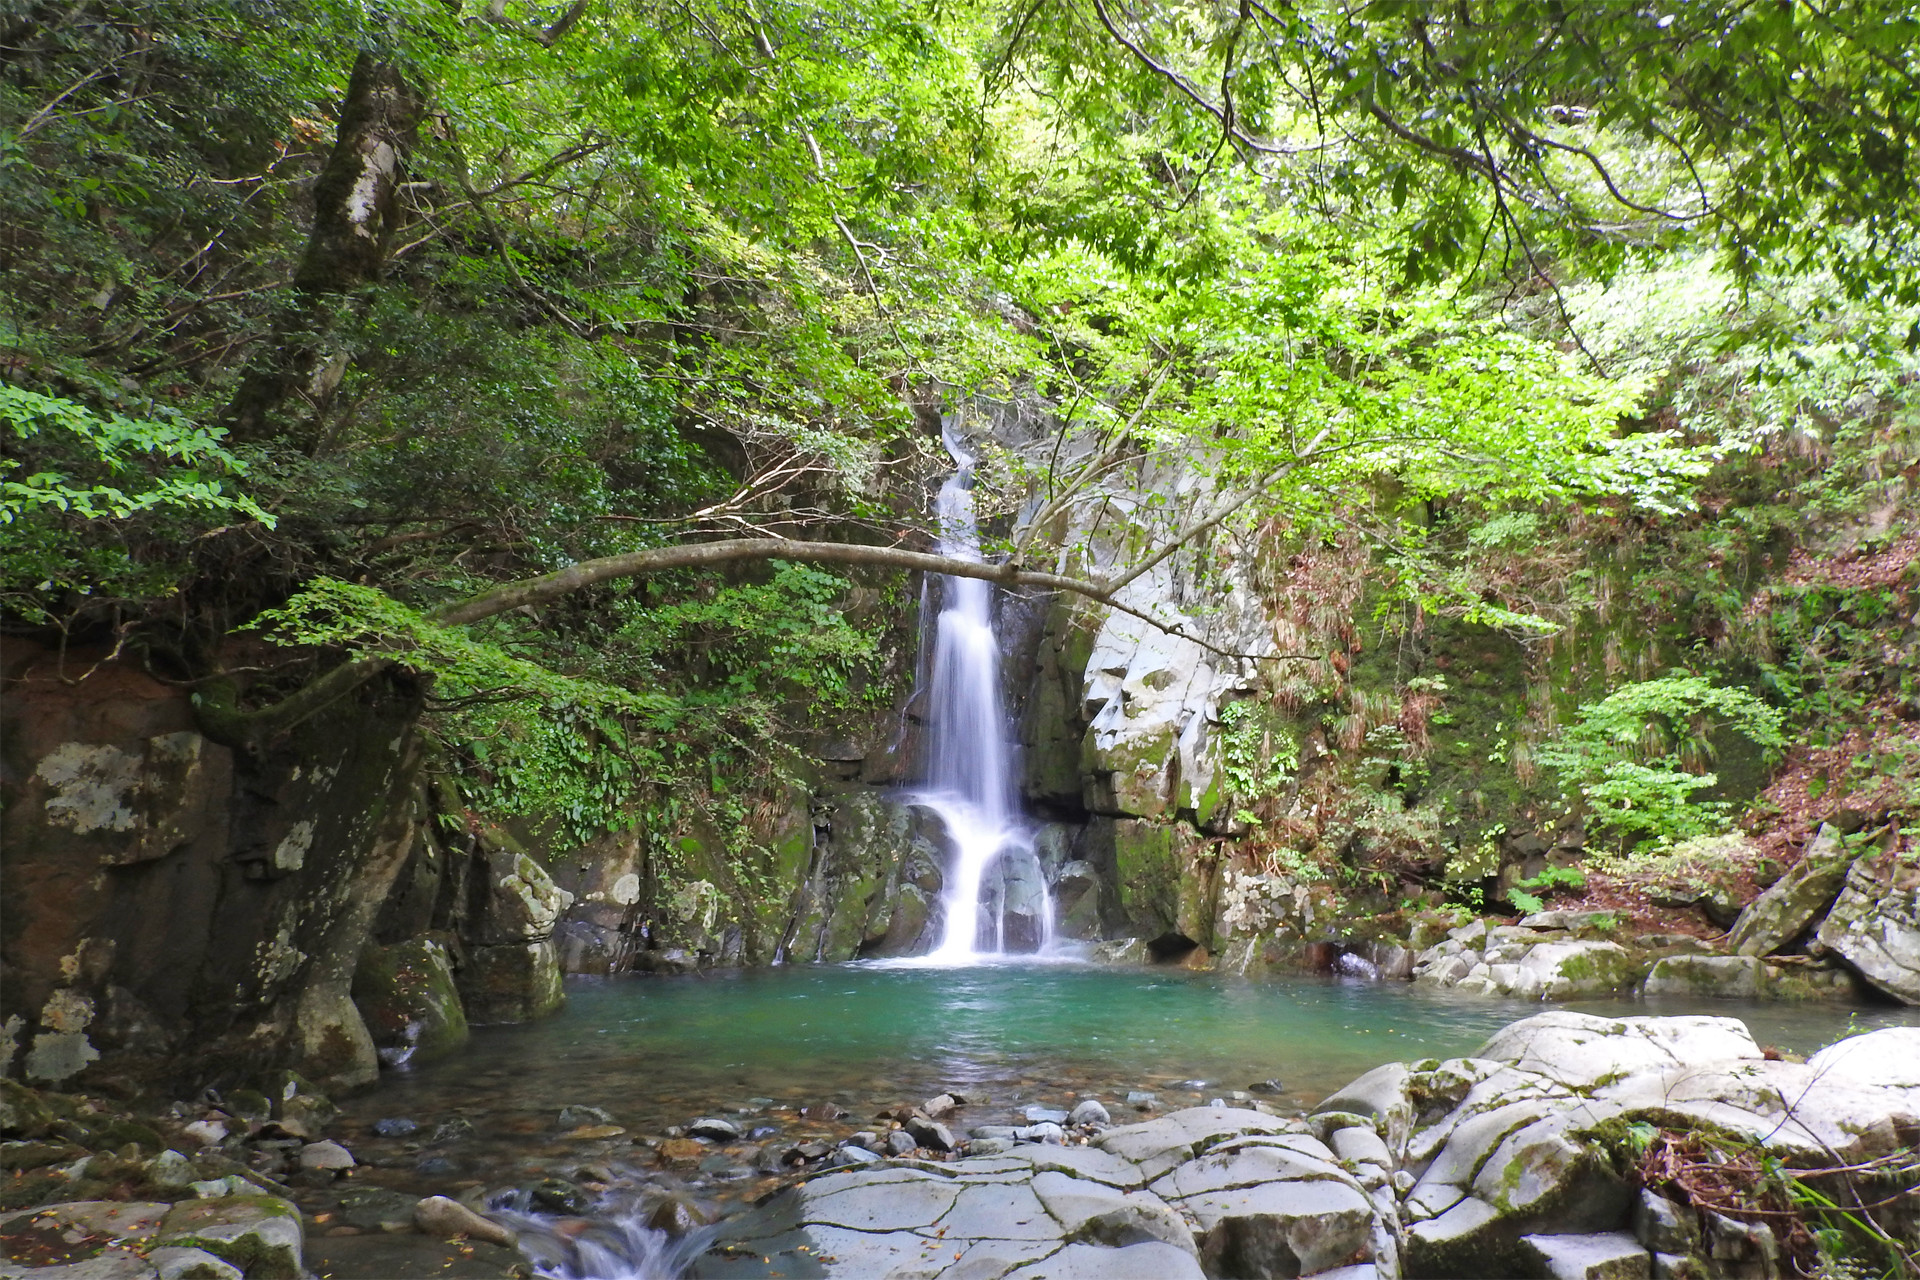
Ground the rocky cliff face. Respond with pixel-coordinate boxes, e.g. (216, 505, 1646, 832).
(1, 639, 425, 1094)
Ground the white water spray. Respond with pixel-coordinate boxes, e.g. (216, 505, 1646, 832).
(919, 421, 1051, 960)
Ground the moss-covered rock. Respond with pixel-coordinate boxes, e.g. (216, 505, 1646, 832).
(157, 1194, 303, 1280)
(352, 937, 469, 1066)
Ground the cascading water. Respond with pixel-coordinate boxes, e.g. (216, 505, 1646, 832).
(919, 421, 1052, 960)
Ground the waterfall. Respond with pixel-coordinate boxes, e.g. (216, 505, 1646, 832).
(919, 421, 1051, 959)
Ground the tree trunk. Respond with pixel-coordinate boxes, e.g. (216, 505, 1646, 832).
(221, 53, 424, 451)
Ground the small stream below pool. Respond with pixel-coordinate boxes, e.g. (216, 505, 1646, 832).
(316, 961, 1917, 1277)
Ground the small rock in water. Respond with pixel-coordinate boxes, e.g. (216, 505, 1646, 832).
(658, 1138, 706, 1165)
(1022, 1105, 1069, 1125)
(1247, 1080, 1284, 1095)
(372, 1117, 420, 1138)
(1126, 1092, 1157, 1110)
(748, 1125, 780, 1140)
(827, 1146, 880, 1168)
(754, 1144, 788, 1173)
(885, 1130, 918, 1157)
(1208, 1098, 1226, 1109)
(299, 1140, 356, 1171)
(1068, 1100, 1110, 1127)
(646, 1196, 710, 1238)
(848, 1130, 880, 1151)
(967, 1138, 1014, 1156)
(686, 1117, 741, 1141)
(530, 1178, 590, 1215)
(415, 1194, 516, 1247)
(800, 1102, 847, 1121)
(922, 1094, 957, 1117)
(557, 1105, 615, 1130)
(564, 1124, 627, 1140)
(430, 1116, 475, 1145)
(1014, 1122, 1064, 1144)
(414, 1156, 458, 1177)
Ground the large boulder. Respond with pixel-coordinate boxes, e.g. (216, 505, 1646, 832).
(1815, 848, 1920, 1003)
(350, 937, 468, 1066)
(1727, 823, 1858, 956)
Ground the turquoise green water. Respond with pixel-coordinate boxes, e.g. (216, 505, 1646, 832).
(349, 960, 1918, 1143)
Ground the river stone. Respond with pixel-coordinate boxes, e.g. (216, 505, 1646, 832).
(1814, 851, 1920, 1003)
(148, 1246, 242, 1280)
(1014, 1122, 1064, 1144)
(1727, 823, 1856, 956)
(1520, 1232, 1652, 1280)
(414, 1195, 515, 1247)
(687, 1117, 741, 1141)
(556, 1104, 615, 1130)
(885, 1129, 918, 1156)
(297, 1140, 354, 1171)
(1022, 1105, 1070, 1125)
(1475, 1012, 1760, 1088)
(1068, 1100, 1110, 1127)
(1640, 954, 1763, 1000)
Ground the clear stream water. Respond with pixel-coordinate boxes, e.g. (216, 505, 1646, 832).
(346, 961, 1919, 1150)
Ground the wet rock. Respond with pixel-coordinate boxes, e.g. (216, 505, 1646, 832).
(903, 1117, 955, 1151)
(429, 1116, 475, 1144)
(846, 1130, 880, 1151)
(686, 1117, 741, 1141)
(1069, 1100, 1110, 1127)
(370, 1117, 418, 1138)
(658, 1138, 706, 1165)
(1014, 1122, 1065, 1144)
(1124, 1091, 1156, 1110)
(646, 1195, 710, 1238)
(556, 1105, 614, 1130)
(1245, 1079, 1284, 1095)
(824, 1146, 881, 1168)
(297, 1140, 354, 1171)
(967, 1138, 1015, 1156)
(414, 1155, 458, 1177)
(800, 1102, 848, 1121)
(1022, 1105, 1070, 1125)
(884, 1130, 918, 1157)
(529, 1179, 590, 1215)
(921, 1093, 957, 1118)
(414, 1194, 516, 1247)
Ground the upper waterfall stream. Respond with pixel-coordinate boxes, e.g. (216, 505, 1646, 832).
(918, 422, 1051, 959)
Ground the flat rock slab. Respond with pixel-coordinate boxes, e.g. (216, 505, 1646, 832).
(1177, 1181, 1375, 1278)
(1096, 1107, 1297, 1180)
(0, 1249, 157, 1280)
(1476, 1012, 1759, 1088)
